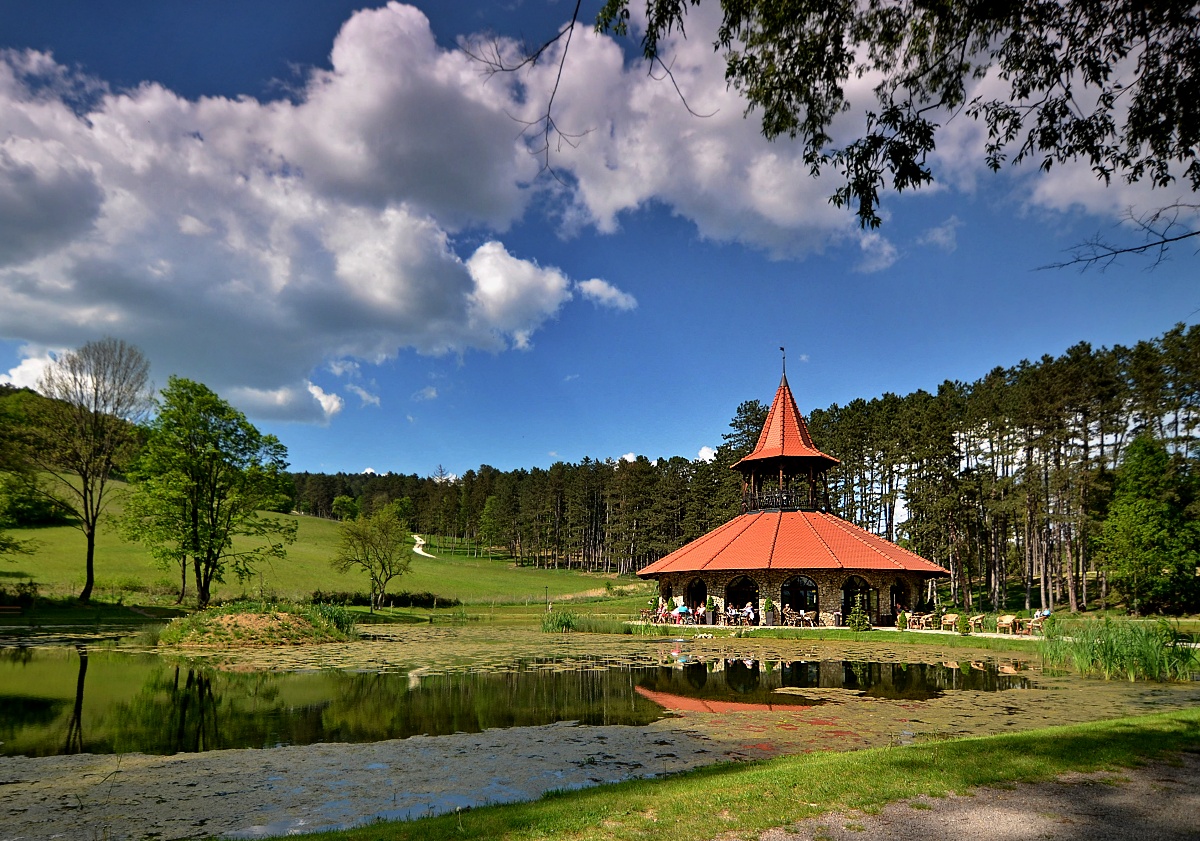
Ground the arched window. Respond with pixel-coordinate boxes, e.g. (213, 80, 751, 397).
(725, 576, 759, 615)
(685, 578, 708, 610)
(841, 575, 874, 621)
(781, 575, 818, 613)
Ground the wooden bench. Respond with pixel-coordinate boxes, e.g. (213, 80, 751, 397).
(0, 605, 22, 617)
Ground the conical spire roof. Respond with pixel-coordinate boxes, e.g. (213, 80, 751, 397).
(732, 374, 838, 472)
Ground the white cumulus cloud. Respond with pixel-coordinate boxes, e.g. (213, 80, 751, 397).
(578, 278, 637, 311)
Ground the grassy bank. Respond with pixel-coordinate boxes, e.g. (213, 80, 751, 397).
(292, 708, 1200, 841)
(2, 513, 644, 609)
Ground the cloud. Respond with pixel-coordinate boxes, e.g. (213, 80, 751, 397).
(361, 467, 376, 474)
(854, 232, 899, 273)
(412, 385, 437, 401)
(346, 382, 380, 407)
(0, 344, 58, 389)
(226, 383, 341, 423)
(577, 278, 637, 311)
(918, 216, 963, 252)
(0, 9, 627, 422)
(620, 452, 637, 463)
(563, 373, 580, 382)
(466, 241, 574, 350)
(697, 446, 716, 462)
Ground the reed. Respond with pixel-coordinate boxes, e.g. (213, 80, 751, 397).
(1040, 617, 1199, 681)
(541, 609, 579, 632)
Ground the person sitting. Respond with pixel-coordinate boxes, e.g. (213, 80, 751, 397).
(695, 603, 706, 625)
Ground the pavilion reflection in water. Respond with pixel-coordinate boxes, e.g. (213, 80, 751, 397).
(635, 656, 1034, 711)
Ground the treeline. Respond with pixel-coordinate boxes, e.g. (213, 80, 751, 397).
(289, 323, 1200, 613)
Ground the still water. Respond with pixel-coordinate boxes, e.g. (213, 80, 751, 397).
(0, 643, 1032, 758)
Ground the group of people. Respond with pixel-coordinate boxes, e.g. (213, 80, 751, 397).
(655, 600, 759, 625)
(724, 601, 757, 625)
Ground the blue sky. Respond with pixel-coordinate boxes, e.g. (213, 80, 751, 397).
(1, 1, 1196, 476)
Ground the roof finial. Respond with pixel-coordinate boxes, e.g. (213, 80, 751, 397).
(780, 346, 786, 377)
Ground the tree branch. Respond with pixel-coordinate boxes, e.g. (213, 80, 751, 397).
(1041, 203, 1200, 271)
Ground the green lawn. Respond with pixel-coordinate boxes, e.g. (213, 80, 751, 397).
(1, 511, 646, 607)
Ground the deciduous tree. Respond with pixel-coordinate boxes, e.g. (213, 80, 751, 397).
(30, 338, 152, 601)
(331, 503, 414, 611)
(122, 377, 296, 608)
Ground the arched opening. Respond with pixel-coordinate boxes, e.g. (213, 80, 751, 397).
(659, 584, 673, 610)
(889, 578, 908, 617)
(725, 576, 760, 623)
(780, 575, 818, 613)
(685, 578, 708, 611)
(841, 575, 874, 624)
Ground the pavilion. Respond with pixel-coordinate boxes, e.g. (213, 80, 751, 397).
(638, 373, 948, 626)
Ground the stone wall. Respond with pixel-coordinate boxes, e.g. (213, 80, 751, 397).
(653, 569, 927, 627)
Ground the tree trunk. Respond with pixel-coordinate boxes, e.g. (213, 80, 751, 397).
(78, 528, 97, 603)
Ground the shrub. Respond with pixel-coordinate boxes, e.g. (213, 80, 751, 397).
(310, 590, 461, 608)
(896, 611, 908, 631)
(846, 594, 871, 632)
(956, 612, 971, 635)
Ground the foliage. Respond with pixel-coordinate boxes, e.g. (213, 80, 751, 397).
(895, 610, 908, 631)
(121, 377, 296, 609)
(1041, 617, 1200, 682)
(594, 0, 1200, 241)
(955, 612, 971, 636)
(541, 609, 579, 632)
(0, 580, 39, 609)
(23, 338, 152, 601)
(331, 495, 359, 521)
(1097, 435, 1200, 614)
(0, 472, 72, 527)
(311, 590, 462, 609)
(330, 503, 415, 610)
(846, 593, 871, 632)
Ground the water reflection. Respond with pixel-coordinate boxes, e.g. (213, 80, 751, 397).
(0, 647, 1034, 758)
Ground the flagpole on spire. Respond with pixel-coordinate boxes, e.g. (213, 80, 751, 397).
(780, 346, 786, 377)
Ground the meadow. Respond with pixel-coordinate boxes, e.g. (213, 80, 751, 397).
(1, 509, 650, 609)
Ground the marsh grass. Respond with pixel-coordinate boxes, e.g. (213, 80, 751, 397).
(1041, 617, 1200, 681)
(299, 708, 1200, 841)
(541, 610, 579, 633)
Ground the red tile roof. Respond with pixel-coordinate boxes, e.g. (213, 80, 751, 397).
(637, 510, 949, 577)
(733, 375, 838, 471)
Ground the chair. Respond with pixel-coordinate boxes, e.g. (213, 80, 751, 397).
(1028, 614, 1049, 635)
(968, 614, 986, 633)
(940, 613, 960, 631)
(782, 606, 800, 627)
(996, 614, 1018, 634)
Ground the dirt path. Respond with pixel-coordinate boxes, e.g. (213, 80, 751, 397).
(761, 752, 1200, 841)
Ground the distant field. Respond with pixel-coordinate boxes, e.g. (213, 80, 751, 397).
(1, 511, 647, 606)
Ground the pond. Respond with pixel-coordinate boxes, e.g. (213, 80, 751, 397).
(1, 635, 1034, 758)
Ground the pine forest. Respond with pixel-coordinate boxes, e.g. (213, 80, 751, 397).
(289, 324, 1200, 614)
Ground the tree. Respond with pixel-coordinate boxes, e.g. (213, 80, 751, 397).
(29, 338, 152, 602)
(489, 0, 1200, 261)
(121, 377, 296, 608)
(1097, 435, 1200, 614)
(331, 503, 414, 611)
(331, 495, 359, 521)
